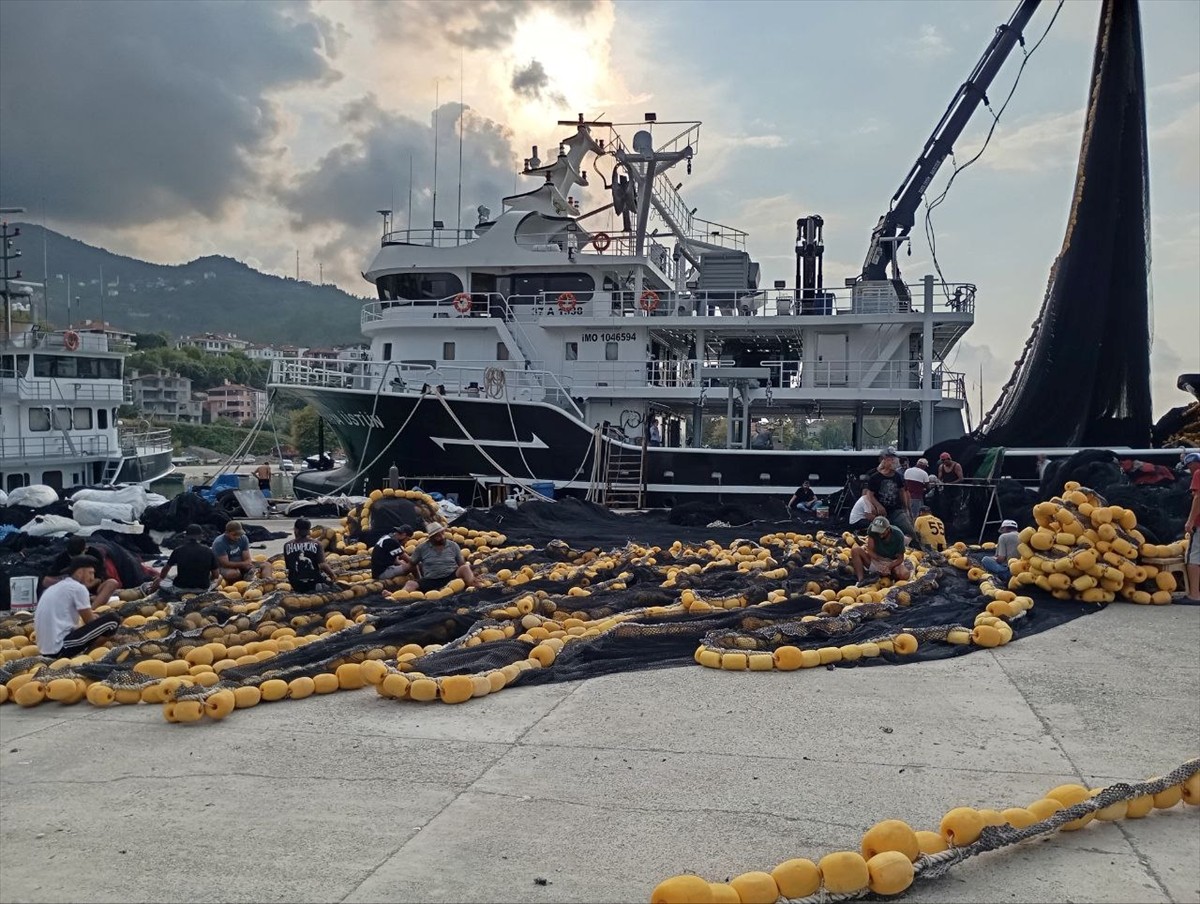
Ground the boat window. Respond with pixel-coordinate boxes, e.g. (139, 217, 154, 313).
(1, 355, 12, 377)
(42, 471, 63, 492)
(382, 342, 392, 361)
(605, 342, 619, 361)
(6, 473, 28, 492)
(31, 355, 120, 378)
(54, 407, 72, 430)
(565, 342, 578, 361)
(496, 343, 509, 361)
(376, 272, 463, 301)
(97, 408, 108, 429)
(29, 408, 51, 432)
(507, 272, 595, 301)
(73, 407, 93, 430)
(442, 342, 456, 361)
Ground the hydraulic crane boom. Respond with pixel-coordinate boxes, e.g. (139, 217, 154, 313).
(860, 0, 1042, 282)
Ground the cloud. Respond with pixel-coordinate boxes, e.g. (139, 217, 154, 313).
(906, 24, 952, 60)
(0, 0, 336, 227)
(973, 108, 1085, 173)
(364, 0, 599, 50)
(274, 97, 517, 286)
(511, 60, 566, 106)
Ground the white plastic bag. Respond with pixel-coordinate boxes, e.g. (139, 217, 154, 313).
(21, 514, 82, 536)
(72, 499, 136, 526)
(72, 485, 151, 517)
(7, 485, 60, 508)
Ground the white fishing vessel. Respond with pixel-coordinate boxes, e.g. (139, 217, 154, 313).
(271, 0, 1183, 506)
(1, 221, 173, 493)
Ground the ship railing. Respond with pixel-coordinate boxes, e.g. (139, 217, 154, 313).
(117, 428, 173, 456)
(381, 227, 477, 248)
(758, 359, 968, 398)
(270, 356, 584, 419)
(1, 330, 117, 352)
(361, 282, 976, 324)
(0, 434, 113, 461)
(11, 378, 127, 402)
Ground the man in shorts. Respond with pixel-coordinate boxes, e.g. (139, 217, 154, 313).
(213, 520, 258, 584)
(850, 516, 911, 585)
(1183, 450, 1200, 601)
(402, 523, 477, 593)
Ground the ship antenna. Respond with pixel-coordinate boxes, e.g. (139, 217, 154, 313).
(408, 155, 414, 229)
(456, 48, 464, 238)
(432, 78, 440, 230)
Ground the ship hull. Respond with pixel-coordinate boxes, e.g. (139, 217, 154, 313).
(283, 387, 1185, 504)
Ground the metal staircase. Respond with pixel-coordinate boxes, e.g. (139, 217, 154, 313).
(100, 459, 121, 485)
(601, 430, 645, 510)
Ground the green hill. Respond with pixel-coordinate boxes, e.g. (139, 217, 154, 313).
(10, 224, 368, 347)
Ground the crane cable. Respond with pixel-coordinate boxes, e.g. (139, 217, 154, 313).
(925, 0, 1066, 312)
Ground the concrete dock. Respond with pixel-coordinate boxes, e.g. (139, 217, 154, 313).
(1, 526, 1197, 904)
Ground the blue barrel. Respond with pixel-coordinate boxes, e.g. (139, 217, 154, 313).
(530, 481, 555, 499)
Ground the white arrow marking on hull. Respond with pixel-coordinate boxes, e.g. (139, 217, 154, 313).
(429, 433, 549, 451)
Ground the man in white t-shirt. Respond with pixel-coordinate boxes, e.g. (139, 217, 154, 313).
(903, 458, 931, 521)
(847, 488, 874, 531)
(34, 557, 121, 657)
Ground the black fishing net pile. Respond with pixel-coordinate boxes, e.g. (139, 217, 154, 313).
(977, 0, 1154, 448)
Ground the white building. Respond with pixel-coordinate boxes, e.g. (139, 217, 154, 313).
(177, 332, 251, 355)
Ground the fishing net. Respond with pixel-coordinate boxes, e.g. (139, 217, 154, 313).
(1, 482, 1190, 718)
(976, 0, 1153, 448)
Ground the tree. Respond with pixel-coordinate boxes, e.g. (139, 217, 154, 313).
(290, 405, 323, 455)
(133, 331, 170, 350)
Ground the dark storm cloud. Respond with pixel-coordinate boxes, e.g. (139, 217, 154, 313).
(511, 60, 566, 105)
(276, 97, 516, 280)
(0, 0, 336, 226)
(368, 0, 599, 49)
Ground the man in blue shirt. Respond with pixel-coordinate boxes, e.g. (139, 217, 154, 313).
(212, 520, 258, 584)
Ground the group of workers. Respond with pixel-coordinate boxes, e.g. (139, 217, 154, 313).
(31, 516, 481, 661)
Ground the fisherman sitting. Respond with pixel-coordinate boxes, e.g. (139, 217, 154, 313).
(402, 523, 477, 594)
(372, 524, 414, 581)
(850, 516, 911, 585)
(981, 519, 1021, 582)
(213, 521, 259, 584)
(34, 557, 122, 657)
(148, 524, 218, 596)
(787, 481, 820, 517)
(283, 518, 340, 592)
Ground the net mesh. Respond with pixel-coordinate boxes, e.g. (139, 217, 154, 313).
(976, 0, 1153, 448)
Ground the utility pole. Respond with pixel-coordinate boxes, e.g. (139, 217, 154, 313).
(99, 263, 105, 326)
(1, 208, 27, 338)
(295, 249, 300, 281)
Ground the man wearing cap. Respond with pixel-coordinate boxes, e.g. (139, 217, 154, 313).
(149, 525, 218, 595)
(851, 516, 911, 584)
(212, 520, 258, 584)
(866, 451, 915, 539)
(982, 519, 1021, 582)
(1183, 450, 1200, 601)
(936, 451, 964, 484)
(34, 557, 121, 656)
(372, 524, 414, 581)
(402, 523, 477, 593)
(903, 458, 931, 521)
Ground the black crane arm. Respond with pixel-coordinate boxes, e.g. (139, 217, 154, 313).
(860, 0, 1042, 282)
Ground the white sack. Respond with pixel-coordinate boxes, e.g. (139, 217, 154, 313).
(71, 499, 136, 527)
(21, 514, 82, 536)
(7, 485, 60, 508)
(72, 485, 151, 517)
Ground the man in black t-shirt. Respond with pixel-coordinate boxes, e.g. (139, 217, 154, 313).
(149, 525, 218, 594)
(371, 524, 414, 580)
(787, 481, 819, 516)
(866, 453, 915, 539)
(283, 518, 339, 592)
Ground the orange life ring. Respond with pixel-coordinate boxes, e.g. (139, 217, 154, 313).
(452, 293, 473, 314)
(63, 330, 80, 351)
(557, 292, 578, 314)
(592, 232, 611, 253)
(639, 290, 660, 313)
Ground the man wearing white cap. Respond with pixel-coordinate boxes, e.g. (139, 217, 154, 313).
(982, 519, 1021, 583)
(1183, 450, 1200, 601)
(402, 523, 477, 594)
(903, 458, 931, 521)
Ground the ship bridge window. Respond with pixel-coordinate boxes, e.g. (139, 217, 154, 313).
(73, 407, 93, 430)
(507, 273, 595, 302)
(496, 342, 509, 361)
(33, 355, 120, 379)
(377, 272, 464, 302)
(97, 408, 108, 429)
(29, 408, 51, 432)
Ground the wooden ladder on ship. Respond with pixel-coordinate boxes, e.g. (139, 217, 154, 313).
(601, 429, 646, 510)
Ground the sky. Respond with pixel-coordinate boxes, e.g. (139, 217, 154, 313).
(1, 0, 1196, 418)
